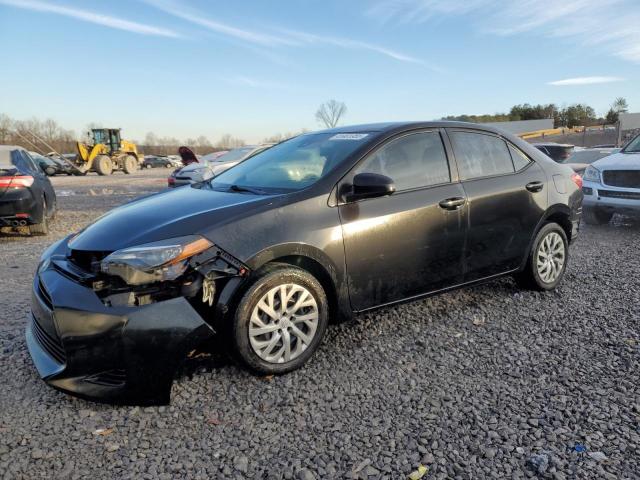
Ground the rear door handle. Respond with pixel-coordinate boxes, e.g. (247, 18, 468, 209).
(526, 181, 544, 193)
(439, 197, 466, 210)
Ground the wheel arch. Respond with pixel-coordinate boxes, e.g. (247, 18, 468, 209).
(518, 204, 573, 271)
(245, 243, 350, 323)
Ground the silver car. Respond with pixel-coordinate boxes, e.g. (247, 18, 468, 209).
(582, 134, 640, 224)
(168, 145, 273, 188)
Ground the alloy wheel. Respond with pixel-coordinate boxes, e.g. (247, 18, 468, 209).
(248, 283, 319, 364)
(536, 231, 565, 283)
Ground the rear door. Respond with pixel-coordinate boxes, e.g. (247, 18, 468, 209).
(339, 130, 467, 311)
(446, 130, 547, 281)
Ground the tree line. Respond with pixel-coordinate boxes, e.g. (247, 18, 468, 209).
(444, 98, 629, 129)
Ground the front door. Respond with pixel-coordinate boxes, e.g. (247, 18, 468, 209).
(339, 130, 467, 311)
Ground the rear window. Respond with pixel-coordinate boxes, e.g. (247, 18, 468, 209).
(0, 150, 21, 172)
(450, 132, 514, 180)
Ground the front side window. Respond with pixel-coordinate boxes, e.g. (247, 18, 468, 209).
(355, 131, 450, 191)
(450, 131, 514, 180)
(623, 134, 640, 153)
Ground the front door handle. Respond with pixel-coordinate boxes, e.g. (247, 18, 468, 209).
(439, 197, 466, 210)
(526, 181, 544, 193)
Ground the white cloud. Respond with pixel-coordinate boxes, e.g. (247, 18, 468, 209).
(0, 0, 180, 38)
(142, 0, 296, 46)
(548, 76, 625, 86)
(367, 0, 640, 63)
(144, 0, 426, 65)
(280, 29, 433, 67)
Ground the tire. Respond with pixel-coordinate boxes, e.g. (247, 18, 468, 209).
(94, 155, 113, 176)
(231, 265, 329, 374)
(122, 155, 138, 174)
(29, 199, 49, 236)
(146, 164, 152, 169)
(583, 208, 613, 225)
(514, 222, 568, 291)
(45, 167, 56, 176)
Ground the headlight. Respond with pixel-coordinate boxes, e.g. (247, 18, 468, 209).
(100, 235, 212, 285)
(583, 166, 601, 183)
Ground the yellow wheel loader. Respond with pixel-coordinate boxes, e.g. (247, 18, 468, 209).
(75, 128, 140, 175)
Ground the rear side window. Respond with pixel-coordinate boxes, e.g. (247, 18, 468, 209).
(508, 145, 532, 171)
(449, 132, 514, 180)
(355, 131, 450, 191)
(19, 151, 39, 173)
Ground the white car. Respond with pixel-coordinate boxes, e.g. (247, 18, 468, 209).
(582, 134, 640, 224)
(168, 145, 273, 188)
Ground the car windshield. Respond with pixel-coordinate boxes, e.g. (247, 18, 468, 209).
(622, 135, 640, 153)
(209, 132, 372, 193)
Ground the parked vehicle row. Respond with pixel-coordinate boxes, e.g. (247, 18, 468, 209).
(28, 121, 583, 405)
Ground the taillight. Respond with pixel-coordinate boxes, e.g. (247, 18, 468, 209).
(0, 175, 34, 188)
(168, 177, 175, 185)
(571, 173, 583, 189)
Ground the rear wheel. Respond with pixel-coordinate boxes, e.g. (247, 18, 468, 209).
(94, 155, 113, 176)
(583, 208, 612, 225)
(231, 265, 328, 374)
(514, 222, 568, 291)
(29, 199, 49, 236)
(122, 155, 138, 174)
(145, 164, 152, 169)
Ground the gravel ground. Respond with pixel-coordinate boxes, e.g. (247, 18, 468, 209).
(1, 170, 639, 479)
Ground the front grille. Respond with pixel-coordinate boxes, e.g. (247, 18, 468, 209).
(36, 276, 53, 310)
(602, 170, 640, 189)
(85, 369, 126, 387)
(67, 249, 110, 273)
(31, 315, 66, 364)
(598, 189, 640, 200)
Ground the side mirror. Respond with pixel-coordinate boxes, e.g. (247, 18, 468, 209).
(345, 172, 395, 202)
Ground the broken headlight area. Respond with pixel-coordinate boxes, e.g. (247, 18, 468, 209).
(68, 236, 248, 308)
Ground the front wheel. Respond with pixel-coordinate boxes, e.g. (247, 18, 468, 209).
(231, 265, 329, 374)
(514, 222, 568, 291)
(94, 155, 113, 175)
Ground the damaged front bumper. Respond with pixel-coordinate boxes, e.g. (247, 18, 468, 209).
(27, 237, 245, 405)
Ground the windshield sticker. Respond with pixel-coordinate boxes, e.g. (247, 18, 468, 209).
(329, 133, 369, 141)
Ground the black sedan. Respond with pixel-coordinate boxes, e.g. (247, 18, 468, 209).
(1, 146, 56, 235)
(29, 122, 583, 404)
(142, 156, 174, 169)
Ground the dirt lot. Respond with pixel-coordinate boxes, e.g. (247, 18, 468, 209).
(1, 171, 639, 479)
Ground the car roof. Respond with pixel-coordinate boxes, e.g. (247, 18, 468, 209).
(0, 145, 25, 151)
(315, 121, 511, 136)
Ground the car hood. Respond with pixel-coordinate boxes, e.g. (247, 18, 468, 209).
(592, 152, 640, 170)
(69, 185, 276, 252)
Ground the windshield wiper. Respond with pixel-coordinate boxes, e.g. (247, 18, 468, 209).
(228, 184, 267, 195)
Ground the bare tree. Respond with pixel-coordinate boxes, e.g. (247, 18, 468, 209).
(612, 97, 629, 114)
(315, 100, 347, 128)
(215, 134, 245, 149)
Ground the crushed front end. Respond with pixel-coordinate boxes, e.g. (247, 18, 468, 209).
(27, 235, 248, 405)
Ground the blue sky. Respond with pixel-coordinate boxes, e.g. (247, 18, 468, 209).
(1, 0, 638, 143)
